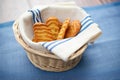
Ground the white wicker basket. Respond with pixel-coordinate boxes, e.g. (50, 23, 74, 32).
(13, 21, 88, 72)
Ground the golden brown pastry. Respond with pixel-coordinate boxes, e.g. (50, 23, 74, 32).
(46, 16, 61, 39)
(65, 20, 81, 38)
(32, 17, 82, 42)
(32, 23, 55, 42)
(57, 18, 70, 40)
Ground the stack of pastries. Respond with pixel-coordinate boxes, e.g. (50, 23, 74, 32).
(32, 16, 82, 42)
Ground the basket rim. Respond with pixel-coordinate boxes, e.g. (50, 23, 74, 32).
(13, 21, 88, 60)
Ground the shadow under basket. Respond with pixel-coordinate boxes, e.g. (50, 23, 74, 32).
(13, 21, 88, 72)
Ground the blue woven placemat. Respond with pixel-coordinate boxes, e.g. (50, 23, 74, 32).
(0, 2, 120, 80)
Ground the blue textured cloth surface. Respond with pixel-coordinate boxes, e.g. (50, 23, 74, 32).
(0, 2, 120, 80)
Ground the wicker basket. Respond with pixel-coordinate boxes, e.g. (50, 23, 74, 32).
(13, 21, 88, 72)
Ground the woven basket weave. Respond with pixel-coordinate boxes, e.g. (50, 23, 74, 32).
(13, 21, 88, 72)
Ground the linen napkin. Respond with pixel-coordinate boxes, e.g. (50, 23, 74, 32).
(18, 2, 102, 61)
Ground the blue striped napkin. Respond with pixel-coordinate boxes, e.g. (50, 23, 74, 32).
(19, 4, 102, 61)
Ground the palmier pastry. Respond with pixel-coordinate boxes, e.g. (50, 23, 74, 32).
(65, 20, 81, 38)
(32, 23, 55, 42)
(57, 18, 70, 40)
(46, 16, 61, 39)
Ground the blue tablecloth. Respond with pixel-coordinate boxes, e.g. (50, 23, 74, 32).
(0, 2, 120, 80)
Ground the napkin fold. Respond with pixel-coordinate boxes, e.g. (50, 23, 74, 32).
(18, 2, 102, 61)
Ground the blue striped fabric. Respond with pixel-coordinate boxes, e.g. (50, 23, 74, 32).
(28, 9, 42, 23)
(28, 9, 94, 52)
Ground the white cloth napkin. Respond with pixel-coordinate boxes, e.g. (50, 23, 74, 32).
(18, 2, 102, 61)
